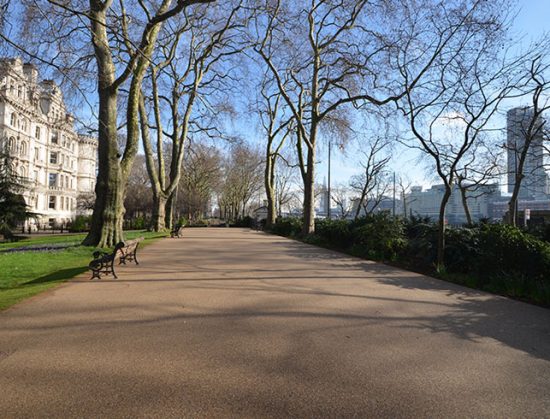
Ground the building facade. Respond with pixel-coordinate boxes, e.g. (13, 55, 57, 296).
(507, 107, 550, 200)
(406, 183, 501, 224)
(489, 199, 550, 222)
(0, 57, 97, 228)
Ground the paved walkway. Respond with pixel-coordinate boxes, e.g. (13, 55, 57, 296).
(1, 228, 549, 418)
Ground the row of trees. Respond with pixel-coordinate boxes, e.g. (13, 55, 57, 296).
(124, 142, 265, 223)
(249, 0, 550, 271)
(2, 0, 549, 271)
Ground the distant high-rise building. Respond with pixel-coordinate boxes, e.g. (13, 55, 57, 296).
(406, 183, 501, 224)
(506, 107, 550, 200)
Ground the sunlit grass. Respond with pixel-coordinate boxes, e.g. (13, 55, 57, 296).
(0, 230, 168, 311)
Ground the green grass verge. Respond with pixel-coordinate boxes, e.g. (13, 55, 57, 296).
(0, 230, 168, 311)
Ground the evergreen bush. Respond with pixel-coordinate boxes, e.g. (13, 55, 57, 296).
(315, 219, 352, 249)
(270, 217, 303, 237)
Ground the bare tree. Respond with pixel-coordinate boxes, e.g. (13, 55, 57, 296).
(274, 157, 299, 217)
(76, 192, 96, 212)
(7, 0, 216, 246)
(349, 137, 391, 220)
(253, 0, 370, 234)
(139, 3, 242, 231)
(255, 70, 293, 228)
(252, 0, 507, 235)
(177, 142, 222, 221)
(218, 143, 263, 221)
(124, 155, 153, 219)
(454, 142, 502, 225)
(396, 175, 413, 218)
(85, 0, 218, 245)
(397, 12, 522, 270)
(330, 184, 351, 219)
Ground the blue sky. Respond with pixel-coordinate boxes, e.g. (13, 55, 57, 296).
(319, 0, 550, 189)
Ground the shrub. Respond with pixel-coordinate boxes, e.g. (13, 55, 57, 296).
(352, 213, 406, 260)
(270, 217, 303, 237)
(302, 233, 328, 247)
(527, 223, 550, 244)
(314, 219, 352, 249)
(68, 215, 91, 233)
(401, 220, 437, 268)
(476, 224, 550, 283)
(233, 216, 253, 228)
(0, 224, 13, 240)
(444, 227, 480, 273)
(131, 216, 147, 230)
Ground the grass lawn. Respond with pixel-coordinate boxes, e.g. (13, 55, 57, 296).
(0, 230, 168, 311)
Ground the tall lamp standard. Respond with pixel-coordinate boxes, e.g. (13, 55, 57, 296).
(327, 139, 332, 219)
(514, 137, 519, 225)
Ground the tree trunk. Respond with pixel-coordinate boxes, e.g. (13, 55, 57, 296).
(82, 90, 124, 248)
(436, 187, 452, 272)
(354, 186, 368, 221)
(459, 185, 473, 226)
(151, 193, 167, 232)
(264, 156, 276, 228)
(302, 147, 315, 235)
(84, 0, 170, 248)
(82, 3, 125, 248)
(165, 187, 177, 230)
(508, 171, 523, 227)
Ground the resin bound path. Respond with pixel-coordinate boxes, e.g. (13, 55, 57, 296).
(1, 228, 549, 418)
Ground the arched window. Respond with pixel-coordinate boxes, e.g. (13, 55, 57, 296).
(20, 141, 28, 157)
(19, 166, 27, 178)
(8, 136, 16, 153)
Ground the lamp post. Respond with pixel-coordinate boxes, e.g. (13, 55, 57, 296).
(514, 137, 519, 225)
(327, 139, 331, 219)
(392, 171, 396, 216)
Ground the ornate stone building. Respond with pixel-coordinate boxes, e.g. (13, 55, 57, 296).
(0, 57, 97, 228)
